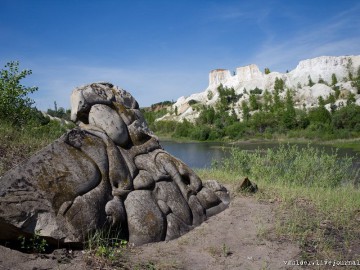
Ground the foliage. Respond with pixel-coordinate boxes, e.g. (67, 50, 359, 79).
(274, 77, 284, 92)
(217, 84, 238, 111)
(215, 144, 357, 188)
(198, 106, 216, 125)
(333, 85, 340, 99)
(332, 104, 360, 131)
(282, 89, 296, 129)
(317, 75, 326, 84)
(249, 93, 260, 111)
(46, 101, 71, 120)
(18, 230, 48, 253)
(308, 75, 315, 87)
(308, 100, 331, 125)
(143, 71, 360, 141)
(241, 101, 250, 122)
(249, 87, 263, 95)
(188, 99, 198, 106)
(141, 108, 169, 130)
(331, 73, 338, 86)
(0, 118, 74, 175)
(346, 92, 356, 105)
(85, 229, 128, 262)
(201, 139, 360, 261)
(0, 61, 39, 126)
(174, 119, 193, 138)
(351, 66, 360, 94)
(264, 67, 271, 74)
(150, 100, 174, 110)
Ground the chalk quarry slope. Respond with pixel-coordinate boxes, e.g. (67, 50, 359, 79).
(159, 55, 360, 122)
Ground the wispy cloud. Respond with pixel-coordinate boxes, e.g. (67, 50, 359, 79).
(253, 4, 360, 72)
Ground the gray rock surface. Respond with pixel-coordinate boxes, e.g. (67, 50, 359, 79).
(0, 82, 230, 247)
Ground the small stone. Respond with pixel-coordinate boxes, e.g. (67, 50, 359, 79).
(237, 177, 258, 193)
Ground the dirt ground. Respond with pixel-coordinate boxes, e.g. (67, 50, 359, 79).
(0, 189, 300, 270)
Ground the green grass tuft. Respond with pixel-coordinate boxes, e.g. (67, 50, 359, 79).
(197, 144, 360, 261)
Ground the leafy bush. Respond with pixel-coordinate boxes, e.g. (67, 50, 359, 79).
(0, 61, 38, 126)
(173, 119, 193, 138)
(188, 99, 198, 105)
(249, 87, 263, 95)
(332, 104, 360, 130)
(190, 125, 211, 141)
(274, 77, 285, 91)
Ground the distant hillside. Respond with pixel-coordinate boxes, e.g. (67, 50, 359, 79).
(157, 55, 360, 122)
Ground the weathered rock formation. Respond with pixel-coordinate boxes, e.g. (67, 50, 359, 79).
(0, 82, 230, 247)
(158, 55, 360, 122)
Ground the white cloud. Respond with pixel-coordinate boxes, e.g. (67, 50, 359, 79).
(252, 4, 360, 72)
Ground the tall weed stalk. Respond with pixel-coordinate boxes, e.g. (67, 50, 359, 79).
(216, 144, 358, 188)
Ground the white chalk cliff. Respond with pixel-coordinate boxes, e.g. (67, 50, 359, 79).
(158, 55, 360, 122)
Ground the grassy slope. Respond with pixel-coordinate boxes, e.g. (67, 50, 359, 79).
(0, 120, 73, 175)
(196, 145, 360, 262)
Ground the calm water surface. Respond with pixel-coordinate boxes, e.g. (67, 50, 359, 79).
(160, 140, 360, 170)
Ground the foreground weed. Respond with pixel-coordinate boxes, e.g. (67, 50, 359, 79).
(18, 229, 48, 253)
(222, 243, 231, 257)
(215, 143, 359, 188)
(85, 229, 128, 264)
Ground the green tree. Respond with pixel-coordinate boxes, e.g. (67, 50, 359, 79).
(318, 75, 326, 84)
(264, 67, 271, 74)
(308, 105, 331, 125)
(272, 88, 283, 113)
(346, 58, 353, 80)
(308, 75, 315, 87)
(332, 104, 360, 131)
(351, 66, 360, 94)
(249, 93, 259, 111)
(241, 101, 250, 122)
(262, 89, 272, 112)
(331, 73, 338, 86)
(250, 111, 277, 133)
(274, 77, 284, 92)
(346, 93, 356, 105)
(174, 119, 193, 138)
(325, 93, 336, 105)
(318, 96, 325, 107)
(282, 89, 296, 129)
(0, 61, 38, 125)
(198, 106, 215, 125)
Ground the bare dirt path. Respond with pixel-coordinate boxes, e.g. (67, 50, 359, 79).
(0, 193, 300, 270)
(125, 194, 300, 270)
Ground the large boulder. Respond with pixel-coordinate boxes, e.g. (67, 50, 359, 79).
(0, 82, 230, 247)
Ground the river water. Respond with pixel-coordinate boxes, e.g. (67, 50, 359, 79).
(160, 140, 360, 170)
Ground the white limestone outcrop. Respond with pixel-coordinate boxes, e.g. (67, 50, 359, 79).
(158, 55, 360, 122)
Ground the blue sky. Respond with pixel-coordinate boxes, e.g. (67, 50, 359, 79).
(1, 0, 359, 110)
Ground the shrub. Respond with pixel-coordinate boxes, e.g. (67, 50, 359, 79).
(0, 61, 38, 126)
(188, 99, 198, 106)
(216, 144, 357, 188)
(249, 87, 263, 95)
